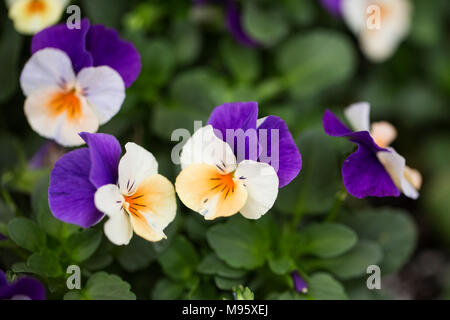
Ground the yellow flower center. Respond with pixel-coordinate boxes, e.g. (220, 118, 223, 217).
(26, 0, 47, 15)
(48, 89, 82, 123)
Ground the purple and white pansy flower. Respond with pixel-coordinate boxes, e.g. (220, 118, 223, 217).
(48, 132, 176, 245)
(20, 18, 141, 147)
(175, 102, 301, 220)
(0, 270, 46, 300)
(323, 102, 422, 199)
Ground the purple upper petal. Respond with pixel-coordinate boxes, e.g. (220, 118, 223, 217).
(80, 132, 122, 189)
(0, 271, 46, 300)
(86, 25, 141, 88)
(291, 271, 308, 293)
(257, 116, 302, 188)
(31, 18, 93, 73)
(48, 148, 103, 228)
(323, 110, 400, 198)
(320, 0, 343, 16)
(225, 0, 260, 47)
(208, 102, 259, 162)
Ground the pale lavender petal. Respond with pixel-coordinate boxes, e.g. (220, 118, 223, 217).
(208, 102, 259, 161)
(48, 149, 103, 228)
(31, 18, 93, 73)
(0, 271, 46, 300)
(28, 142, 65, 170)
(225, 0, 260, 47)
(291, 271, 308, 293)
(320, 0, 342, 16)
(86, 25, 142, 88)
(257, 116, 302, 188)
(79, 132, 121, 189)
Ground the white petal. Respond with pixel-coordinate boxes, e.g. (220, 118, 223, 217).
(235, 160, 279, 220)
(377, 148, 419, 199)
(95, 184, 132, 246)
(344, 102, 371, 132)
(76, 66, 126, 125)
(20, 48, 76, 96)
(180, 125, 237, 173)
(24, 88, 99, 147)
(342, 0, 368, 34)
(118, 143, 158, 196)
(371, 121, 397, 148)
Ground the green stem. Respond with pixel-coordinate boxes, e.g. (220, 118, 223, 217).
(325, 188, 347, 222)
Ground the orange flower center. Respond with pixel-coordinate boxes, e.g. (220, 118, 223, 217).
(123, 192, 147, 219)
(210, 171, 237, 200)
(26, 0, 46, 14)
(48, 90, 82, 122)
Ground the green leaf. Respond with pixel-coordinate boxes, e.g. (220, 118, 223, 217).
(82, 0, 129, 28)
(342, 208, 417, 274)
(152, 279, 184, 300)
(268, 254, 295, 275)
(277, 30, 355, 98)
(243, 2, 288, 46)
(116, 236, 157, 272)
(0, 19, 23, 103)
(207, 217, 271, 270)
(7, 217, 46, 252)
(221, 39, 260, 83)
(298, 223, 358, 259)
(171, 21, 201, 65)
(66, 229, 102, 263)
(214, 276, 243, 291)
(233, 285, 255, 300)
(157, 235, 199, 281)
(197, 253, 247, 279)
(308, 273, 349, 300)
(27, 250, 62, 278)
(308, 241, 383, 280)
(64, 272, 136, 300)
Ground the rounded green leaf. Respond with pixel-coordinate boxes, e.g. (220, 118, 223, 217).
(7, 217, 46, 252)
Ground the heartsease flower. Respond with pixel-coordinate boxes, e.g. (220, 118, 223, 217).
(48, 132, 176, 245)
(20, 18, 141, 147)
(175, 102, 301, 220)
(341, 0, 412, 62)
(0, 270, 46, 300)
(323, 102, 422, 199)
(7, 0, 68, 35)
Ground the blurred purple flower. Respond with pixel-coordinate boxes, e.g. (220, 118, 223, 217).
(48, 132, 122, 228)
(28, 141, 66, 170)
(320, 0, 343, 16)
(0, 270, 46, 300)
(207, 102, 301, 188)
(31, 18, 141, 88)
(291, 271, 308, 293)
(194, 0, 260, 47)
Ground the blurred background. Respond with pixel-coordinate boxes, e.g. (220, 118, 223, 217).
(0, 0, 450, 300)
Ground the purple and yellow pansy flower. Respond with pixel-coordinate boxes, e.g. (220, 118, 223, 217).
(48, 133, 176, 245)
(20, 18, 141, 147)
(175, 102, 301, 220)
(7, 0, 68, 35)
(323, 102, 422, 199)
(0, 270, 46, 300)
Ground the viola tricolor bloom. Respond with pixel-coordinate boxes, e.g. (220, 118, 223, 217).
(291, 271, 308, 294)
(48, 132, 176, 246)
(20, 18, 141, 147)
(341, 0, 412, 62)
(0, 270, 46, 300)
(323, 102, 422, 199)
(7, 0, 68, 35)
(175, 102, 301, 220)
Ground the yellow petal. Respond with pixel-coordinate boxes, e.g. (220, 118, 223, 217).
(175, 164, 248, 220)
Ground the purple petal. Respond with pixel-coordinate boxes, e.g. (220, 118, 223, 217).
(48, 149, 103, 228)
(208, 102, 259, 162)
(31, 18, 93, 73)
(0, 271, 46, 300)
(320, 0, 343, 16)
(291, 271, 308, 293)
(343, 141, 400, 199)
(86, 25, 142, 88)
(257, 116, 302, 188)
(79, 132, 121, 189)
(323, 109, 353, 137)
(225, 0, 260, 47)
